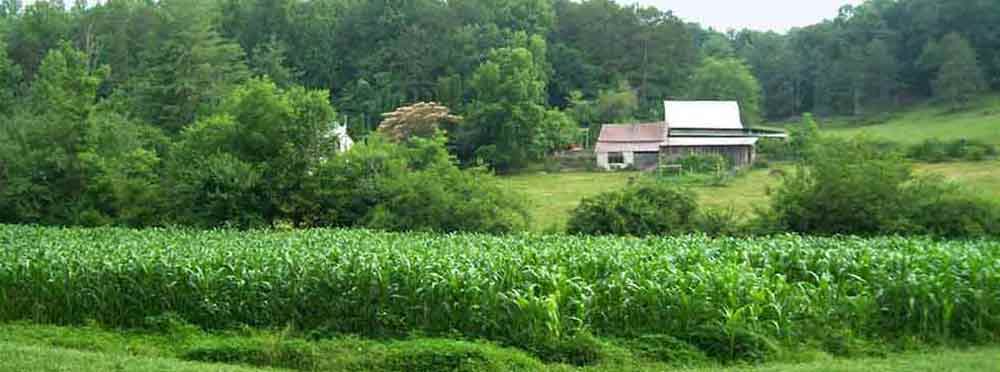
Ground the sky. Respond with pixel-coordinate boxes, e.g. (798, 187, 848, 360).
(622, 0, 865, 32)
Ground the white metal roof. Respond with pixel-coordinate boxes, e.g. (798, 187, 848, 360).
(664, 101, 744, 130)
(666, 137, 759, 147)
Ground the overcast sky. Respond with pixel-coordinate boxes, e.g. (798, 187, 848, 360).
(622, 0, 865, 32)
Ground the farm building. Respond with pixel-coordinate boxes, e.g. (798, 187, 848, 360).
(595, 101, 783, 170)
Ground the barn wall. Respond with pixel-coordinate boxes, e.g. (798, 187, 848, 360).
(661, 145, 755, 168)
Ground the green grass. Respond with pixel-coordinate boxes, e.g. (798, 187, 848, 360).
(0, 323, 1000, 372)
(0, 342, 285, 372)
(778, 95, 1000, 145)
(507, 160, 1000, 229)
(1, 323, 998, 372)
(502, 171, 640, 231)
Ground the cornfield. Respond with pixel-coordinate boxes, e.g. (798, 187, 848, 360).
(2, 225, 998, 352)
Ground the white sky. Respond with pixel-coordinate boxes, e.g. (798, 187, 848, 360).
(621, 0, 866, 32)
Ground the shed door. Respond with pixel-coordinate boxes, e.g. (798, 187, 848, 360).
(634, 152, 660, 170)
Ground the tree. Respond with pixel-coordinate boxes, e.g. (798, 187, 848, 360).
(377, 102, 462, 143)
(595, 82, 638, 124)
(127, 0, 249, 132)
(0, 43, 165, 226)
(0, 37, 21, 114)
(862, 39, 900, 110)
(5, 1, 72, 81)
(932, 33, 986, 109)
(466, 36, 548, 171)
(249, 36, 300, 88)
(787, 113, 820, 159)
(687, 58, 763, 125)
(0, 0, 21, 18)
(165, 78, 336, 227)
(532, 108, 577, 158)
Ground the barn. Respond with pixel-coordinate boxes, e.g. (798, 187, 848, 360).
(595, 101, 781, 170)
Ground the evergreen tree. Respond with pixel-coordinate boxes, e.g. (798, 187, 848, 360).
(128, 0, 249, 132)
(249, 36, 300, 88)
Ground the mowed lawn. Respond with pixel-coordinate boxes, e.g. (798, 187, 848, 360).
(506, 160, 1000, 231)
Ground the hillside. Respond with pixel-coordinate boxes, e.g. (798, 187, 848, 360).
(792, 95, 1000, 145)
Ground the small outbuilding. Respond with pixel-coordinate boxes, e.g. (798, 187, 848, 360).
(595, 100, 784, 170)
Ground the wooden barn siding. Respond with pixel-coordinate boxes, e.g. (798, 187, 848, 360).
(661, 145, 755, 167)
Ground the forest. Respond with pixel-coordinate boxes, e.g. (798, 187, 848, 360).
(1, 0, 998, 230)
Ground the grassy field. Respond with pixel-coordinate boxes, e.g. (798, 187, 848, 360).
(775, 95, 1000, 145)
(1, 323, 999, 372)
(506, 160, 1000, 231)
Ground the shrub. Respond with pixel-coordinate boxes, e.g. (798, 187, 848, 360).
(566, 182, 697, 236)
(898, 177, 1000, 237)
(367, 339, 545, 372)
(686, 326, 780, 364)
(907, 138, 997, 162)
(615, 334, 709, 366)
(676, 153, 729, 174)
(756, 138, 794, 161)
(767, 137, 912, 235)
(696, 207, 745, 237)
(304, 135, 530, 233)
(183, 339, 319, 370)
(765, 136, 999, 237)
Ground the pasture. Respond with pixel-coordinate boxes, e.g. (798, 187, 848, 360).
(506, 160, 1000, 231)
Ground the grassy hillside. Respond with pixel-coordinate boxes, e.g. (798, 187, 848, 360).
(799, 95, 1000, 145)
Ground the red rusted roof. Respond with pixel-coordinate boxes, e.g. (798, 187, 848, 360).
(597, 123, 666, 142)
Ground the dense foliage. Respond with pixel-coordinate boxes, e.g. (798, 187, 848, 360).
(730, 0, 1000, 118)
(2, 225, 999, 363)
(566, 183, 697, 236)
(764, 137, 1000, 237)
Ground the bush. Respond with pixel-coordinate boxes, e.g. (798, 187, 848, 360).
(676, 153, 729, 174)
(304, 135, 530, 234)
(377, 339, 543, 372)
(696, 207, 745, 237)
(907, 138, 997, 162)
(767, 137, 912, 235)
(567, 182, 697, 236)
(898, 177, 1000, 237)
(765, 137, 999, 237)
(615, 334, 709, 366)
(183, 339, 319, 370)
